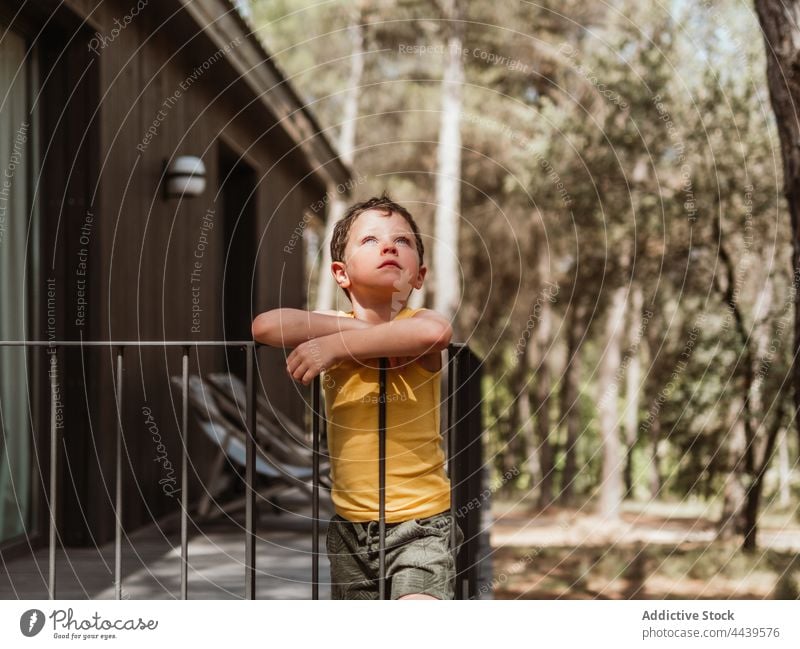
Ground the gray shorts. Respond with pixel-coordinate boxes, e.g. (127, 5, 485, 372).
(326, 510, 464, 599)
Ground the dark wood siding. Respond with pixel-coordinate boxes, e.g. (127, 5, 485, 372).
(23, 0, 332, 546)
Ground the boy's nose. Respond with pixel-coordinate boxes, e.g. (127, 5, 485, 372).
(381, 240, 397, 254)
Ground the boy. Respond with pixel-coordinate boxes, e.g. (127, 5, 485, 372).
(251, 194, 463, 599)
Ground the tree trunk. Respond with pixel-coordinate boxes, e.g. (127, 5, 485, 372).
(742, 390, 788, 551)
(598, 285, 627, 519)
(648, 414, 662, 499)
(778, 427, 791, 508)
(559, 301, 585, 506)
(640, 336, 663, 498)
(717, 400, 748, 541)
(315, 6, 364, 310)
(741, 432, 779, 552)
(517, 371, 540, 491)
(433, 0, 464, 325)
(504, 386, 529, 497)
(711, 198, 762, 544)
(531, 300, 554, 509)
(623, 284, 644, 498)
(525, 217, 557, 509)
(754, 0, 800, 450)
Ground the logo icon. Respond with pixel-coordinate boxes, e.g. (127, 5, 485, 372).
(20, 609, 45, 637)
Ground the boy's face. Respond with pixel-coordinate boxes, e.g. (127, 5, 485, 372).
(331, 209, 426, 302)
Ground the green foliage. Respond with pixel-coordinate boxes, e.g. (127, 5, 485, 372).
(246, 0, 795, 515)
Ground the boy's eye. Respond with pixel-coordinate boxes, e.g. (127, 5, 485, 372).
(360, 235, 411, 246)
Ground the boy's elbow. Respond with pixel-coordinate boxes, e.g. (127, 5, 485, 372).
(427, 320, 453, 351)
(251, 312, 278, 345)
(251, 313, 267, 343)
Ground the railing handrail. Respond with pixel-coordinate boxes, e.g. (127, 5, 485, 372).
(0, 340, 257, 346)
(11, 340, 482, 600)
(0, 340, 473, 346)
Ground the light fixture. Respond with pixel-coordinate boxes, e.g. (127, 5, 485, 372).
(164, 156, 206, 199)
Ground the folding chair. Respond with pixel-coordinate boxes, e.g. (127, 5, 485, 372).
(171, 375, 318, 519)
(206, 372, 330, 482)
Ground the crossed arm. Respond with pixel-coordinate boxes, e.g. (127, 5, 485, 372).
(251, 308, 453, 385)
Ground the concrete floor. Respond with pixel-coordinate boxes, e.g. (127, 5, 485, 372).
(0, 490, 334, 600)
(1, 488, 494, 600)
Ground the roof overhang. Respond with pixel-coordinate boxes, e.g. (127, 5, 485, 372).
(174, 0, 353, 190)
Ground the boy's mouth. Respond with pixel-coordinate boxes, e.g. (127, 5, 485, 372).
(378, 260, 401, 269)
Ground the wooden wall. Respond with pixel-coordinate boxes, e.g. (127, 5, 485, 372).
(27, 0, 330, 546)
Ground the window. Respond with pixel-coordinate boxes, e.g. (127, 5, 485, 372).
(0, 27, 39, 544)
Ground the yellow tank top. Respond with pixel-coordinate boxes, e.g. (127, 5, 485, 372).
(321, 306, 451, 522)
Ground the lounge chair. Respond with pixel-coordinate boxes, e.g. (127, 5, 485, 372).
(170, 375, 324, 519)
(206, 372, 330, 484)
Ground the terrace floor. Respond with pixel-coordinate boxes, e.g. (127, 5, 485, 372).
(1, 488, 493, 599)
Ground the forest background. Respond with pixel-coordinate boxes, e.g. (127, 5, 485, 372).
(245, 0, 800, 598)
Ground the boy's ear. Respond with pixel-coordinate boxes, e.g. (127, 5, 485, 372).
(412, 264, 427, 290)
(331, 260, 351, 291)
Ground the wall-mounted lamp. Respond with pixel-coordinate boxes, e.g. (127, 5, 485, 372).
(163, 156, 206, 199)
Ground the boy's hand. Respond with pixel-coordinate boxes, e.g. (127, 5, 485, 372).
(286, 336, 343, 385)
(387, 356, 415, 368)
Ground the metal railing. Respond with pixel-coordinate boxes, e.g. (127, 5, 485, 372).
(310, 342, 484, 600)
(2, 340, 483, 600)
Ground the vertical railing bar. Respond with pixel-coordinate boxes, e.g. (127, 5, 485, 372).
(321, 394, 328, 592)
(448, 346, 462, 599)
(114, 346, 124, 600)
(464, 348, 473, 599)
(180, 346, 189, 600)
(378, 357, 387, 600)
(447, 345, 469, 599)
(48, 346, 58, 600)
(311, 376, 320, 600)
(448, 346, 456, 547)
(30, 340, 481, 601)
(245, 343, 256, 599)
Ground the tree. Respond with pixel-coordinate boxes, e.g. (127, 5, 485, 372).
(754, 0, 800, 447)
(432, 0, 465, 325)
(316, 3, 366, 311)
